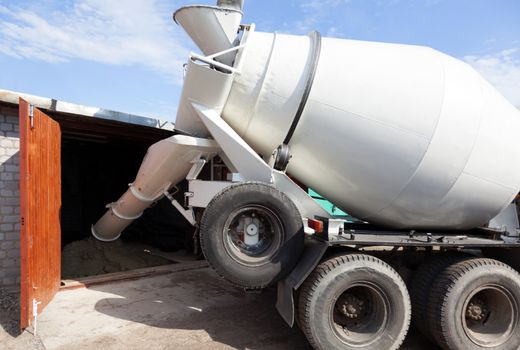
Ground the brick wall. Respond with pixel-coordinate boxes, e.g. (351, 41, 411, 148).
(0, 105, 20, 287)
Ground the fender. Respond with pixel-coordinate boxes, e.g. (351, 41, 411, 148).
(276, 238, 328, 326)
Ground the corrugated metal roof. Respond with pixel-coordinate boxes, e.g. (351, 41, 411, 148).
(0, 89, 175, 131)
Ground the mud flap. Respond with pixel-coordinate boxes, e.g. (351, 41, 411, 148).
(276, 238, 329, 326)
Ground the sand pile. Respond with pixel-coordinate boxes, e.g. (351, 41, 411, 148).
(61, 237, 173, 279)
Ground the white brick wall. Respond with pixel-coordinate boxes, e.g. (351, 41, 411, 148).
(0, 105, 20, 287)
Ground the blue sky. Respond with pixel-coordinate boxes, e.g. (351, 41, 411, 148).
(0, 0, 519, 121)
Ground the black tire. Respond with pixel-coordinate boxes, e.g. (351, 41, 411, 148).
(410, 253, 469, 340)
(427, 258, 520, 350)
(298, 254, 411, 350)
(200, 182, 304, 289)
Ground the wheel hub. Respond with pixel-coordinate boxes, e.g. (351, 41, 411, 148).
(241, 215, 261, 246)
(462, 285, 518, 348)
(466, 298, 487, 321)
(223, 205, 283, 266)
(331, 283, 390, 347)
(337, 294, 366, 319)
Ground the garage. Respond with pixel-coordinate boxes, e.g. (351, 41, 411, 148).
(0, 92, 208, 329)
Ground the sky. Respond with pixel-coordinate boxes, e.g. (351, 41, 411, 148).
(0, 0, 519, 121)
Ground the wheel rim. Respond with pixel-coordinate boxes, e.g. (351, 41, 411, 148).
(330, 282, 390, 347)
(462, 284, 518, 347)
(222, 205, 284, 267)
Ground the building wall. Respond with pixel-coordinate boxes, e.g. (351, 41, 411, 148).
(0, 104, 20, 287)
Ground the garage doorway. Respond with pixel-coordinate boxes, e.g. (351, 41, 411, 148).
(19, 99, 195, 329)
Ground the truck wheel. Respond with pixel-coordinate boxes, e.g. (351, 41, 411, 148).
(199, 182, 304, 289)
(298, 254, 411, 350)
(427, 258, 520, 350)
(410, 253, 469, 341)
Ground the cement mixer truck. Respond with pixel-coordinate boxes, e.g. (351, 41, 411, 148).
(92, 1, 520, 349)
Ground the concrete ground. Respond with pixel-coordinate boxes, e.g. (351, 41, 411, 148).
(1, 265, 439, 350)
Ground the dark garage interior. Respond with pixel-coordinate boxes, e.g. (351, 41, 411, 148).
(54, 113, 195, 279)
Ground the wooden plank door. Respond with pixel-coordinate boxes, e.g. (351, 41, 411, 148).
(19, 98, 62, 330)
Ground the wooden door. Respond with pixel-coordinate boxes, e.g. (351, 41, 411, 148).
(19, 98, 62, 329)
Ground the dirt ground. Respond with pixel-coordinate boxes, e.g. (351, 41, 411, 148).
(0, 265, 438, 350)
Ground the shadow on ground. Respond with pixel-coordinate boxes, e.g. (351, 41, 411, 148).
(85, 268, 438, 350)
(88, 270, 311, 350)
(0, 288, 21, 337)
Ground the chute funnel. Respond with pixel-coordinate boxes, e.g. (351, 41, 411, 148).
(173, 4, 242, 65)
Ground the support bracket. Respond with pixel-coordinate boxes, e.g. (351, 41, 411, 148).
(164, 191, 196, 225)
(192, 103, 273, 183)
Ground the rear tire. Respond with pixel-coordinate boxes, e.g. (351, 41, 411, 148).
(298, 254, 411, 350)
(427, 258, 520, 350)
(200, 182, 304, 289)
(409, 252, 469, 340)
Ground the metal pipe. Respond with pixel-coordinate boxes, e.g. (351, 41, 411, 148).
(91, 135, 218, 242)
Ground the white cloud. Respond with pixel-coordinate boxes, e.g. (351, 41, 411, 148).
(464, 48, 520, 107)
(326, 26, 344, 38)
(0, 0, 190, 84)
(291, 0, 351, 34)
(300, 0, 351, 10)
